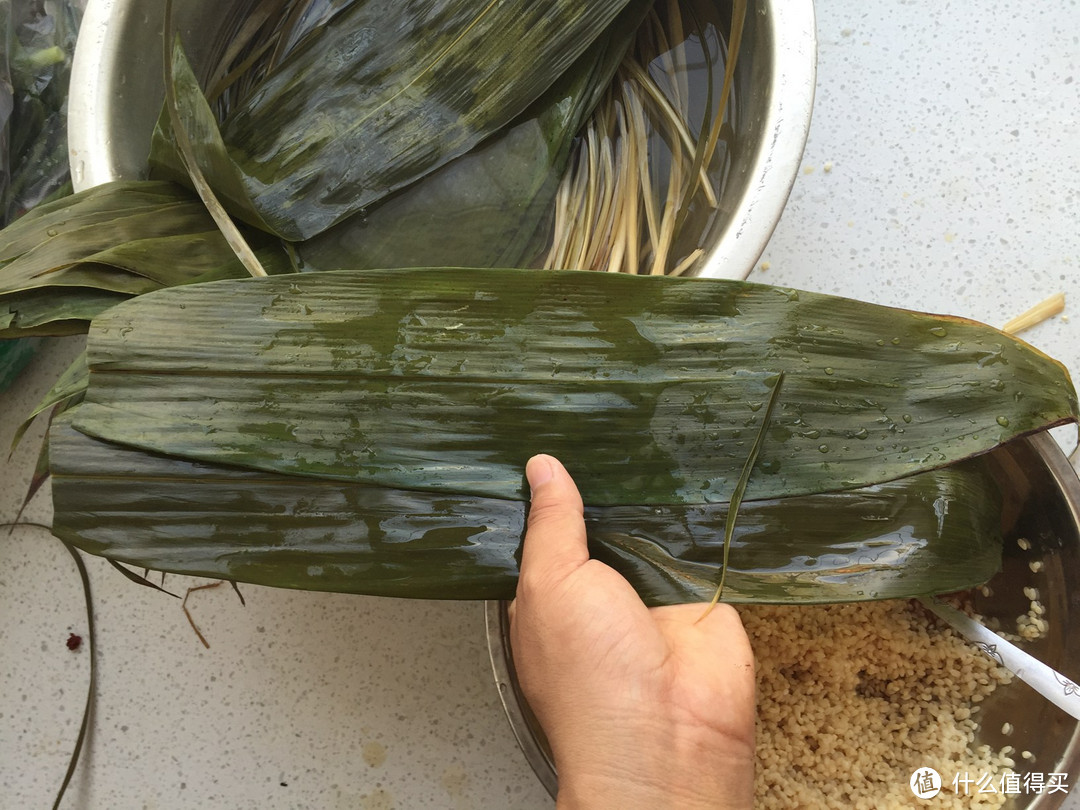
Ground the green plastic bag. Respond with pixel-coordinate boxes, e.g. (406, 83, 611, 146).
(0, 0, 85, 389)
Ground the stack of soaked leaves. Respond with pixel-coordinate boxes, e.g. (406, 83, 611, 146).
(0, 0, 1077, 604)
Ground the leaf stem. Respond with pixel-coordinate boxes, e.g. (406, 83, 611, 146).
(182, 581, 225, 648)
(53, 542, 96, 810)
(698, 370, 785, 621)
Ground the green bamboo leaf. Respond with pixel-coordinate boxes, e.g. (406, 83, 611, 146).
(11, 428, 54, 529)
(70, 268, 1077, 505)
(0, 179, 292, 336)
(151, 0, 638, 240)
(1, 262, 161, 297)
(74, 232, 287, 286)
(0, 181, 191, 262)
(148, 40, 276, 235)
(587, 455, 1003, 605)
(0, 203, 215, 283)
(295, 121, 564, 271)
(48, 414, 1003, 604)
(161, 9, 271, 279)
(10, 350, 87, 453)
(1, 287, 129, 336)
(105, 560, 181, 598)
(299, 0, 654, 271)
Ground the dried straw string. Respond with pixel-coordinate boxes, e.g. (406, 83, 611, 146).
(999, 292, 1075, 462)
(203, 0, 289, 110)
(676, 0, 744, 229)
(545, 0, 738, 275)
(1001, 292, 1066, 336)
(49, 542, 96, 810)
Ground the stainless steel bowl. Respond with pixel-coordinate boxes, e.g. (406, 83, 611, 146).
(486, 431, 1080, 808)
(68, 0, 817, 280)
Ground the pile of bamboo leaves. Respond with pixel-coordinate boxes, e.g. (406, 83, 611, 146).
(2, 0, 1077, 605)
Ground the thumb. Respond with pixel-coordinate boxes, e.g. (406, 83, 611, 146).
(518, 454, 588, 577)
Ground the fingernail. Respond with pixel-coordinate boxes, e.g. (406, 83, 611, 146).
(525, 454, 555, 490)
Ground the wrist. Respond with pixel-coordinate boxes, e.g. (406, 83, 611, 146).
(556, 763, 753, 810)
(551, 718, 755, 810)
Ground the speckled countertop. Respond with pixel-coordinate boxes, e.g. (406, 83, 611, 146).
(2, 1, 1079, 808)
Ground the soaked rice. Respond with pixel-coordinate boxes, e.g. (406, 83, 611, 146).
(740, 600, 1018, 809)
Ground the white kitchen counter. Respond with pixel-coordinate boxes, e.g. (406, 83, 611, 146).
(2, 1, 1079, 808)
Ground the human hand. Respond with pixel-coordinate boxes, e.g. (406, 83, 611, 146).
(509, 454, 756, 810)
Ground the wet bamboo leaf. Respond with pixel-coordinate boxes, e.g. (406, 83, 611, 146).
(299, 0, 654, 271)
(0, 181, 192, 261)
(70, 268, 1077, 506)
(587, 455, 1004, 604)
(105, 560, 180, 598)
(152, 0, 638, 240)
(49, 415, 1003, 605)
(0, 180, 292, 336)
(10, 350, 87, 452)
(1, 287, 129, 336)
(12, 426, 53, 528)
(0, 203, 218, 285)
(75, 232, 286, 286)
(159, 19, 277, 279)
(0, 0, 81, 393)
(148, 39, 277, 234)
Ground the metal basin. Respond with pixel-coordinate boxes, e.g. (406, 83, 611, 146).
(486, 431, 1080, 808)
(68, 0, 817, 281)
